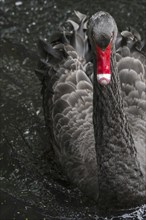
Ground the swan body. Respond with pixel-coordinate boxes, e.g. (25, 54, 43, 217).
(36, 11, 146, 209)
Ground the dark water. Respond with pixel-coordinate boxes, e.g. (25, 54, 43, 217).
(0, 0, 146, 219)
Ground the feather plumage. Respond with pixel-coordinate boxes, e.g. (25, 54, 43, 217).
(36, 11, 146, 208)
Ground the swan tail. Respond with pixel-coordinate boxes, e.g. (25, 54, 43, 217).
(67, 11, 90, 60)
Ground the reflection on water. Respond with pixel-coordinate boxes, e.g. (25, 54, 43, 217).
(0, 0, 146, 219)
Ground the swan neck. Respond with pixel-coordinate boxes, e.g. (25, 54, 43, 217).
(93, 47, 145, 208)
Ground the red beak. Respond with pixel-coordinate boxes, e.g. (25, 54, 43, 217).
(96, 43, 111, 85)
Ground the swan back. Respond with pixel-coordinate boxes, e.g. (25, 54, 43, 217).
(36, 12, 98, 199)
(116, 29, 146, 176)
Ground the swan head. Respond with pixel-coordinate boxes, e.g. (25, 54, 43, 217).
(88, 11, 118, 86)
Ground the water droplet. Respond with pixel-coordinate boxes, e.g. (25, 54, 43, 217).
(24, 129, 29, 135)
(15, 1, 23, 6)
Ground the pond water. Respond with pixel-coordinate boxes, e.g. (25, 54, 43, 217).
(0, 0, 146, 219)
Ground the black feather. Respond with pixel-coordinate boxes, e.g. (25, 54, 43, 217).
(53, 99, 69, 117)
(38, 38, 62, 60)
(35, 69, 47, 81)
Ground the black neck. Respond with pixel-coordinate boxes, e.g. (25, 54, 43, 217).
(93, 47, 145, 209)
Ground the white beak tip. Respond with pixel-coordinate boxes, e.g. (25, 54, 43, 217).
(97, 74, 111, 86)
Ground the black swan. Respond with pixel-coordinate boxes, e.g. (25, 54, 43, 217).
(36, 11, 146, 209)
